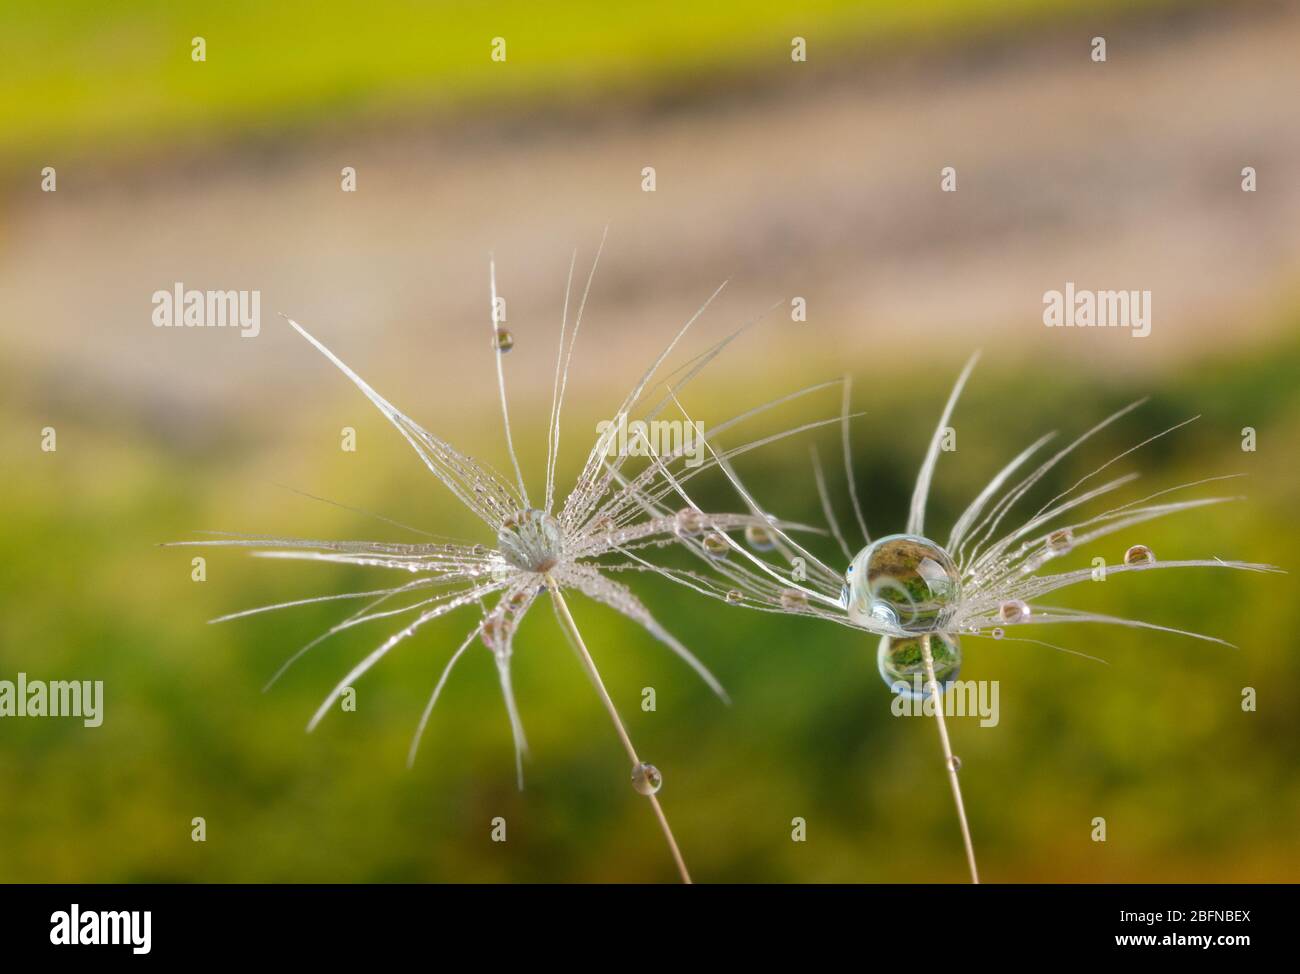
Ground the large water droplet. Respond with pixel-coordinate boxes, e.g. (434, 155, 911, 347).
(1124, 544, 1155, 567)
(631, 762, 662, 796)
(847, 534, 962, 632)
(493, 329, 514, 353)
(744, 523, 777, 552)
(877, 632, 962, 698)
(948, 755, 963, 772)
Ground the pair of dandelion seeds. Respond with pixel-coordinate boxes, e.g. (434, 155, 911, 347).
(174, 245, 1275, 884)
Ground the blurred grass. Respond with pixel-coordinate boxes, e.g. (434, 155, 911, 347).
(1, 320, 1296, 882)
(1, 0, 1176, 170)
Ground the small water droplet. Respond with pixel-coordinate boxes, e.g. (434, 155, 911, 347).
(780, 588, 808, 610)
(998, 599, 1030, 623)
(1124, 544, 1155, 567)
(744, 523, 776, 551)
(702, 532, 729, 558)
(1047, 528, 1074, 553)
(725, 589, 744, 604)
(948, 755, 962, 772)
(631, 762, 662, 796)
(493, 329, 514, 353)
(591, 515, 614, 534)
(471, 544, 488, 556)
(991, 627, 1005, 640)
(675, 507, 705, 536)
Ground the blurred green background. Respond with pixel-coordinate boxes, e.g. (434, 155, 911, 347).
(2, 0, 1297, 882)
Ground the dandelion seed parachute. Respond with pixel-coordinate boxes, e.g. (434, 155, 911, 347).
(638, 349, 1279, 884)
(643, 354, 1278, 662)
(167, 244, 872, 883)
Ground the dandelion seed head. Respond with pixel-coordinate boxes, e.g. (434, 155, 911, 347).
(497, 508, 564, 573)
(175, 248, 798, 795)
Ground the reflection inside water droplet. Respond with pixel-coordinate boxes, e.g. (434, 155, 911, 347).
(877, 632, 962, 698)
(781, 589, 808, 611)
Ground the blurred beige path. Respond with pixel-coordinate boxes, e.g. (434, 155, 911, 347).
(3, 4, 1298, 430)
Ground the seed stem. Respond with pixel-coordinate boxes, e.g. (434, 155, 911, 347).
(920, 632, 980, 884)
(546, 576, 692, 884)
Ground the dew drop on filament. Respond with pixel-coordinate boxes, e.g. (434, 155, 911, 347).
(675, 508, 705, 536)
(744, 523, 777, 552)
(631, 762, 663, 796)
(702, 533, 729, 559)
(998, 599, 1030, 624)
(877, 632, 962, 698)
(780, 589, 808, 611)
(1047, 528, 1074, 553)
(1124, 544, 1155, 567)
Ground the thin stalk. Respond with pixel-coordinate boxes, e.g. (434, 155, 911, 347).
(546, 576, 693, 884)
(920, 632, 980, 884)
